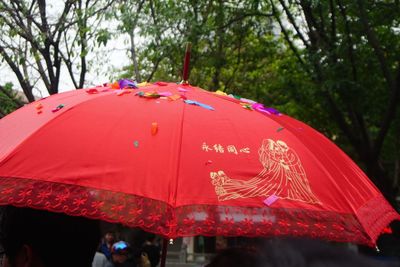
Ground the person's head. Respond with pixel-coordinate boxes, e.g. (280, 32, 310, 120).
(104, 231, 115, 245)
(145, 233, 156, 243)
(0, 205, 101, 267)
(111, 241, 130, 264)
(205, 247, 259, 267)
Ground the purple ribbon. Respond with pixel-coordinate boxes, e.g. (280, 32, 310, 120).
(118, 79, 138, 89)
(263, 194, 279, 206)
(251, 103, 280, 115)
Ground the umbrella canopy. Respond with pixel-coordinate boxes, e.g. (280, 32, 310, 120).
(0, 81, 398, 247)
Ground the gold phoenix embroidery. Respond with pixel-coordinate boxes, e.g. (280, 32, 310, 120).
(210, 139, 320, 204)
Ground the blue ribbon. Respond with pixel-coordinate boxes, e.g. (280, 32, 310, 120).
(184, 100, 214, 110)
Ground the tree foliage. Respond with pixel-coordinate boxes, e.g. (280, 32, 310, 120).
(0, 82, 25, 118)
(1, 0, 399, 205)
(270, 0, 400, 203)
(0, 0, 115, 101)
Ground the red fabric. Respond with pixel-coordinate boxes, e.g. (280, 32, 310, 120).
(0, 82, 398, 246)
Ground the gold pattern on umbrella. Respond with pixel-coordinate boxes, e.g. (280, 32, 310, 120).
(210, 139, 320, 204)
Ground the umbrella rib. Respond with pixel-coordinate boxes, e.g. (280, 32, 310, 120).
(170, 92, 187, 210)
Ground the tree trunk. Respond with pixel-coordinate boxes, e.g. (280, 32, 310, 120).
(129, 31, 141, 83)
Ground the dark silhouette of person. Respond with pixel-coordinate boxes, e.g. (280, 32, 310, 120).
(0, 205, 101, 267)
(141, 233, 161, 267)
(205, 238, 398, 267)
(100, 231, 116, 260)
(205, 247, 258, 267)
(110, 241, 137, 267)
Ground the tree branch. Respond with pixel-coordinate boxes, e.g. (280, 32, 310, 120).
(299, 0, 329, 47)
(277, 0, 309, 48)
(60, 31, 79, 89)
(337, 0, 358, 82)
(323, 91, 362, 153)
(356, 0, 393, 88)
(77, 0, 88, 89)
(292, 2, 361, 153)
(53, 1, 74, 39)
(372, 63, 400, 162)
(346, 106, 371, 155)
(0, 45, 35, 102)
(146, 57, 162, 82)
(225, 32, 243, 88)
(328, 0, 337, 63)
(0, 12, 38, 50)
(219, 12, 273, 30)
(270, 0, 308, 71)
(37, 0, 49, 34)
(128, 0, 145, 82)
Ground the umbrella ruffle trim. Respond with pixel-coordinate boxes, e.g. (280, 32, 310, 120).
(0, 176, 398, 246)
(357, 194, 400, 244)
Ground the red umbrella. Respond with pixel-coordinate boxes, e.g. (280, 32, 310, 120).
(0, 81, 398, 252)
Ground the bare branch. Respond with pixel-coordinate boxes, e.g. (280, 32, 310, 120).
(0, 45, 35, 102)
(0, 12, 37, 49)
(37, 0, 49, 33)
(129, 31, 141, 82)
(53, 1, 74, 40)
(224, 32, 243, 88)
(146, 57, 162, 82)
(76, 0, 88, 88)
(8, 0, 43, 44)
(270, 0, 308, 71)
(347, 106, 371, 154)
(149, 0, 158, 27)
(328, 0, 337, 61)
(277, 0, 309, 48)
(59, 39, 80, 89)
(372, 63, 400, 162)
(87, 0, 115, 14)
(323, 90, 362, 153)
(337, 0, 358, 81)
(299, 0, 329, 47)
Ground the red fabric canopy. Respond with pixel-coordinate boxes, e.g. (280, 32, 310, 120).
(0, 82, 398, 246)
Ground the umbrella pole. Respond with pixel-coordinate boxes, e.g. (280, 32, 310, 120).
(181, 42, 192, 84)
(160, 238, 168, 267)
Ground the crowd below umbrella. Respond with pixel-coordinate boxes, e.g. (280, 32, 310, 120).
(0, 206, 162, 267)
(0, 205, 399, 267)
(92, 229, 161, 267)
